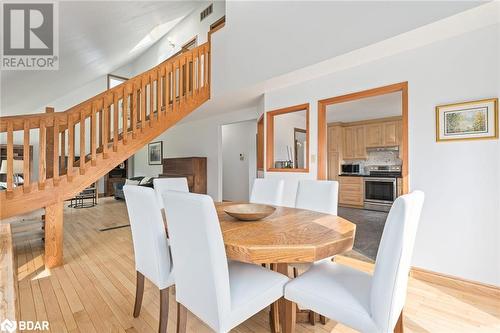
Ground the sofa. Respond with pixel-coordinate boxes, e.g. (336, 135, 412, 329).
(113, 176, 156, 200)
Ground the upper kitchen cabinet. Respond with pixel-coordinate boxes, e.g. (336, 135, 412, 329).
(343, 125, 366, 160)
(383, 120, 401, 146)
(365, 123, 384, 147)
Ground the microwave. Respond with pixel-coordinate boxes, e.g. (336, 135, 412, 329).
(341, 164, 360, 174)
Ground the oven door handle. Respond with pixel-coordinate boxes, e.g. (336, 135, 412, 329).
(364, 177, 397, 184)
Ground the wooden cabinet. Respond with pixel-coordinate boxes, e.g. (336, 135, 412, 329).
(338, 176, 364, 207)
(327, 125, 342, 153)
(383, 121, 400, 146)
(160, 157, 207, 194)
(365, 123, 383, 147)
(327, 152, 340, 181)
(343, 126, 366, 160)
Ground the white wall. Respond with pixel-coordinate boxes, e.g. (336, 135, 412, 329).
(263, 24, 500, 286)
(133, 106, 259, 201)
(222, 120, 257, 201)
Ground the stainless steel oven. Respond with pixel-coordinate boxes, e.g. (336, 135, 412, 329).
(364, 177, 397, 212)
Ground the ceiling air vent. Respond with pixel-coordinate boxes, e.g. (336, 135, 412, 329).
(200, 3, 213, 21)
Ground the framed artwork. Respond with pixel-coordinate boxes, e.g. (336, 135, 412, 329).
(436, 98, 498, 142)
(148, 141, 163, 165)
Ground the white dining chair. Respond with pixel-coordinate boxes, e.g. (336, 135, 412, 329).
(123, 185, 175, 333)
(153, 177, 189, 208)
(285, 191, 425, 333)
(162, 191, 289, 333)
(250, 178, 285, 206)
(292, 179, 339, 323)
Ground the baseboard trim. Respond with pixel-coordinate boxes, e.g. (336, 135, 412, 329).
(336, 255, 500, 298)
(410, 267, 500, 298)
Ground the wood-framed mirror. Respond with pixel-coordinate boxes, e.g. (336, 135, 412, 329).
(266, 103, 309, 172)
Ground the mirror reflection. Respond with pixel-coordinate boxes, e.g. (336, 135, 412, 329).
(269, 106, 308, 170)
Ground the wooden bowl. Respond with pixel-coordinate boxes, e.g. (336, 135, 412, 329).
(224, 204, 276, 221)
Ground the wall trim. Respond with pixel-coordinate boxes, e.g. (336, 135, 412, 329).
(410, 267, 500, 298)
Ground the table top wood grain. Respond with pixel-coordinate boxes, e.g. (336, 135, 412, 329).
(216, 202, 356, 264)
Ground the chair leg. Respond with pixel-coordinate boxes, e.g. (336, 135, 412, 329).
(159, 288, 169, 333)
(133, 271, 145, 317)
(394, 310, 404, 333)
(308, 311, 315, 325)
(319, 315, 327, 325)
(176, 302, 187, 333)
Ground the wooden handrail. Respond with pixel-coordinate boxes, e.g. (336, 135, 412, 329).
(0, 42, 210, 218)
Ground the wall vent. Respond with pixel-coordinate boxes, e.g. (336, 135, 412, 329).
(200, 4, 213, 21)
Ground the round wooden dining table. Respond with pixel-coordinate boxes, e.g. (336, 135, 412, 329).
(215, 202, 356, 333)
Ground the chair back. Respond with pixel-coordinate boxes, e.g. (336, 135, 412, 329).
(295, 180, 338, 214)
(370, 191, 425, 332)
(153, 177, 189, 208)
(162, 191, 231, 332)
(250, 178, 284, 206)
(123, 185, 173, 289)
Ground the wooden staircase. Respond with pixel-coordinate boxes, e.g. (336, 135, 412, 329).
(0, 42, 210, 267)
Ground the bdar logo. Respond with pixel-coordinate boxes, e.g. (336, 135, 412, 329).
(0, 319, 17, 333)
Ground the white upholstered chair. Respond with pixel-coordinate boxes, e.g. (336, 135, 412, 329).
(295, 179, 339, 215)
(285, 191, 425, 333)
(153, 177, 189, 208)
(162, 191, 289, 333)
(292, 179, 339, 323)
(250, 178, 285, 206)
(123, 185, 175, 333)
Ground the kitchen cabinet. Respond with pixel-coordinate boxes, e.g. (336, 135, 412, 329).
(338, 176, 364, 207)
(383, 121, 400, 146)
(365, 123, 383, 147)
(327, 151, 340, 181)
(343, 126, 366, 160)
(327, 125, 342, 153)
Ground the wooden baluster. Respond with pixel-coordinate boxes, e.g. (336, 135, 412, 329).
(39, 120, 46, 189)
(173, 61, 178, 113)
(157, 69, 162, 121)
(165, 65, 171, 111)
(204, 45, 209, 89)
(141, 78, 147, 131)
(179, 58, 184, 107)
(102, 98, 109, 158)
(132, 83, 138, 138)
(149, 73, 154, 127)
(80, 109, 86, 175)
(113, 93, 119, 151)
(67, 114, 74, 181)
(60, 127, 66, 174)
(188, 52, 193, 97)
(6, 122, 14, 194)
(91, 104, 97, 165)
(53, 115, 60, 186)
(122, 87, 128, 144)
(196, 48, 201, 94)
(23, 120, 31, 192)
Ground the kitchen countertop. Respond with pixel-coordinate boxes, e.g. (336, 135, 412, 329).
(339, 174, 402, 178)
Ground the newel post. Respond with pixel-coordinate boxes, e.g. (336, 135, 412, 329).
(45, 200, 64, 268)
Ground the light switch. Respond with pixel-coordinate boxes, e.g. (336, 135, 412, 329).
(311, 154, 316, 163)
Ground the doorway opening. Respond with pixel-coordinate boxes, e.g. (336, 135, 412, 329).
(221, 120, 257, 202)
(317, 82, 409, 261)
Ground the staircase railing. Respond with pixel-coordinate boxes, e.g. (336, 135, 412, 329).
(0, 42, 210, 217)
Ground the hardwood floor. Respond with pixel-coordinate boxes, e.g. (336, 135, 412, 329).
(14, 198, 500, 333)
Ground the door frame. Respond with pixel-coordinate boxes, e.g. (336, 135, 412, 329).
(317, 82, 409, 194)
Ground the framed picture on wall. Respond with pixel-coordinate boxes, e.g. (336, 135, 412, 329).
(148, 141, 163, 165)
(436, 98, 498, 142)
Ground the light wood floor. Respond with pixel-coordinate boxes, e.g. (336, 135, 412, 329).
(14, 198, 500, 333)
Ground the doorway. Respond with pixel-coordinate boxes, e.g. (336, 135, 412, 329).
(317, 82, 409, 261)
(221, 120, 257, 202)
